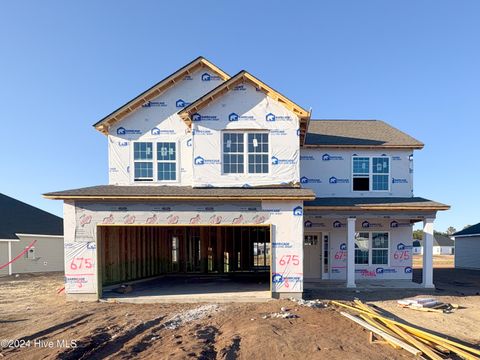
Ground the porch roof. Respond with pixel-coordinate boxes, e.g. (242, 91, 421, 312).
(43, 185, 316, 201)
(304, 197, 450, 211)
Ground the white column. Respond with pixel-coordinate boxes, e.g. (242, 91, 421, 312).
(8, 241, 12, 276)
(347, 217, 356, 288)
(422, 218, 435, 288)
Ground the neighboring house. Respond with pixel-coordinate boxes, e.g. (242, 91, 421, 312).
(0, 193, 64, 276)
(453, 223, 480, 270)
(412, 234, 455, 255)
(44, 57, 449, 301)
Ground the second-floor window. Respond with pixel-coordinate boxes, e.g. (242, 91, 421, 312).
(223, 132, 269, 174)
(352, 156, 390, 191)
(133, 142, 177, 182)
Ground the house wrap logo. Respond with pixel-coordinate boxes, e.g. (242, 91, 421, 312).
(201, 72, 221, 81)
(151, 127, 175, 135)
(117, 127, 141, 135)
(265, 113, 292, 122)
(300, 155, 315, 161)
(293, 206, 303, 216)
(329, 176, 349, 184)
(186, 138, 192, 147)
(142, 101, 167, 108)
(404, 267, 413, 274)
(191, 113, 218, 122)
(390, 220, 411, 228)
(270, 129, 287, 136)
(176, 99, 191, 108)
(376, 267, 396, 274)
(271, 156, 295, 165)
(300, 176, 321, 184)
(228, 112, 255, 121)
(361, 221, 382, 228)
(322, 153, 344, 161)
(192, 129, 213, 136)
(392, 178, 408, 184)
(333, 221, 346, 228)
(194, 156, 220, 165)
(304, 220, 325, 228)
(339, 243, 347, 250)
(397, 243, 413, 250)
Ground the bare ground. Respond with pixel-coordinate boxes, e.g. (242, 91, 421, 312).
(1, 265, 479, 360)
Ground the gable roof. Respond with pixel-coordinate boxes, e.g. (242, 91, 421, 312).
(43, 185, 316, 201)
(0, 193, 63, 239)
(304, 120, 424, 149)
(178, 70, 311, 144)
(415, 234, 454, 247)
(93, 56, 230, 135)
(453, 222, 480, 237)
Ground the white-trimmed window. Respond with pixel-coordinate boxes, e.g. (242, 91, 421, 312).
(157, 142, 176, 181)
(134, 142, 154, 181)
(354, 232, 389, 265)
(133, 142, 177, 182)
(352, 156, 390, 191)
(223, 132, 269, 174)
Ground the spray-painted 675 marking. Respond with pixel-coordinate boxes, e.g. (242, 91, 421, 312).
(70, 257, 93, 270)
(278, 255, 300, 266)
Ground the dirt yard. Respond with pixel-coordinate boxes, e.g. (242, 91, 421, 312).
(1, 270, 479, 359)
(413, 254, 455, 269)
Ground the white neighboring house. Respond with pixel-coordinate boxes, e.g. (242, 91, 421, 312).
(412, 234, 455, 255)
(0, 193, 64, 276)
(453, 223, 480, 270)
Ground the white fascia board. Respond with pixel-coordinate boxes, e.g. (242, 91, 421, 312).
(15, 233, 64, 238)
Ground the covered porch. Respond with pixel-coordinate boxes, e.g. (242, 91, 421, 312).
(303, 197, 450, 289)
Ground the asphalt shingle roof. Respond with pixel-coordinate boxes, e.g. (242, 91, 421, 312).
(0, 193, 63, 239)
(43, 185, 316, 200)
(304, 120, 424, 148)
(304, 197, 449, 210)
(453, 222, 480, 237)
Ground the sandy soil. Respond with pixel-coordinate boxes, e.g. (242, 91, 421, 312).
(413, 254, 455, 269)
(1, 269, 479, 359)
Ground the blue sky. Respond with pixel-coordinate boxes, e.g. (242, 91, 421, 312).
(1, 1, 479, 232)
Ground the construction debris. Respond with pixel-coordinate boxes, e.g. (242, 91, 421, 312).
(397, 298, 459, 314)
(290, 298, 327, 308)
(331, 300, 480, 360)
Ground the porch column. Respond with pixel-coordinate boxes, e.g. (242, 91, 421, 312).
(422, 218, 435, 288)
(347, 217, 356, 288)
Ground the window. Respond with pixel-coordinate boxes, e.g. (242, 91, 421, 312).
(223, 133, 244, 174)
(223, 132, 269, 174)
(372, 232, 389, 265)
(354, 232, 389, 265)
(352, 156, 390, 191)
(157, 142, 176, 181)
(354, 232, 369, 264)
(248, 133, 269, 174)
(133, 142, 177, 182)
(134, 142, 153, 181)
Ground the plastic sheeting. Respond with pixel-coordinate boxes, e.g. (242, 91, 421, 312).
(191, 82, 300, 187)
(107, 67, 225, 186)
(300, 149, 414, 197)
(304, 216, 413, 280)
(64, 200, 304, 295)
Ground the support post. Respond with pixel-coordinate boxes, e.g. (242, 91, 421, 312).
(422, 218, 435, 288)
(347, 217, 356, 288)
(8, 241, 12, 276)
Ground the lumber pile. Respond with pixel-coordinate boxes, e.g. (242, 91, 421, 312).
(331, 300, 480, 360)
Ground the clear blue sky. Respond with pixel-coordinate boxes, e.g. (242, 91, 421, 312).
(1, 1, 479, 232)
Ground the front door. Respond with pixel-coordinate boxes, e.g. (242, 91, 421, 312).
(304, 233, 321, 279)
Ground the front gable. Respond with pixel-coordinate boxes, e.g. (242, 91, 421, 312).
(176, 74, 307, 187)
(103, 59, 229, 186)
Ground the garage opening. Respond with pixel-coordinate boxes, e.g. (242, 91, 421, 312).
(97, 225, 271, 299)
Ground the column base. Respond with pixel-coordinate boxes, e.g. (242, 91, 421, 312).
(272, 292, 303, 300)
(346, 283, 357, 288)
(422, 283, 435, 289)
